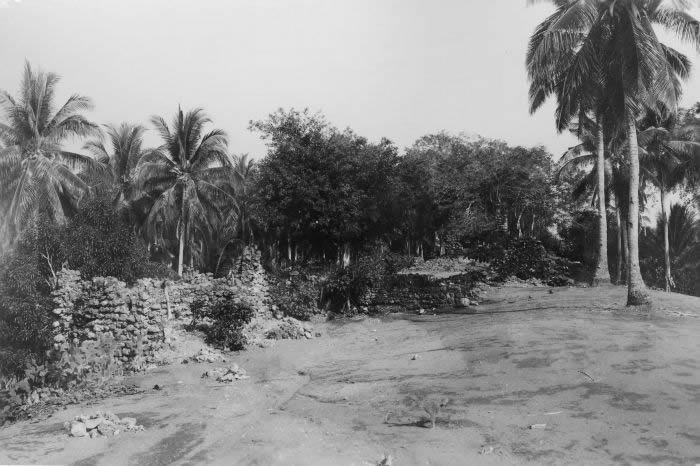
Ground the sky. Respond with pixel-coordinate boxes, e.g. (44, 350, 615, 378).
(2, 0, 700, 161)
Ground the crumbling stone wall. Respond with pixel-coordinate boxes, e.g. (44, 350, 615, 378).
(362, 272, 482, 312)
(51, 247, 271, 365)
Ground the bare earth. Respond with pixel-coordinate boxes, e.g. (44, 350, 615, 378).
(2, 284, 700, 465)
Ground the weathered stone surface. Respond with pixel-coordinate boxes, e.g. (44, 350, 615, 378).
(70, 421, 88, 437)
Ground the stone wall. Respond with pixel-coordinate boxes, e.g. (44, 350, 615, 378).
(361, 271, 483, 312)
(51, 248, 272, 366)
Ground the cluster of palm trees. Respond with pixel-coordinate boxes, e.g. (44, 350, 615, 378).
(528, 0, 700, 305)
(0, 62, 254, 276)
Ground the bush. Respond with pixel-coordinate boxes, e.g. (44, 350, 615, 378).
(464, 233, 572, 286)
(190, 293, 255, 350)
(270, 268, 322, 321)
(323, 252, 413, 312)
(45, 196, 174, 283)
(0, 242, 54, 377)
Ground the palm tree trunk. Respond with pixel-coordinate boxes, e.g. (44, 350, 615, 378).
(626, 115, 650, 305)
(177, 219, 184, 277)
(615, 206, 622, 285)
(660, 185, 674, 292)
(593, 118, 611, 285)
(621, 211, 628, 283)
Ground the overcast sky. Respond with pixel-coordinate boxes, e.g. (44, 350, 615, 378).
(2, 0, 700, 160)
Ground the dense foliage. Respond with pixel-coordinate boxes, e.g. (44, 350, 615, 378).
(190, 294, 255, 350)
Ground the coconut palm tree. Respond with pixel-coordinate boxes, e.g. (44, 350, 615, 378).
(642, 202, 700, 293)
(637, 109, 700, 291)
(0, 62, 104, 245)
(133, 107, 234, 276)
(527, 1, 613, 285)
(528, 0, 700, 305)
(84, 123, 148, 209)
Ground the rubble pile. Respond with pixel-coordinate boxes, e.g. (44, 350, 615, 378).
(66, 411, 144, 438)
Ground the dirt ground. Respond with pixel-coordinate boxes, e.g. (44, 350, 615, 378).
(1, 284, 700, 465)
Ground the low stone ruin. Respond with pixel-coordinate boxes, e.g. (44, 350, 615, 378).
(66, 411, 144, 438)
(51, 247, 273, 367)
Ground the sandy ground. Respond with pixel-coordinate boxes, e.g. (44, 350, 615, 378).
(1, 284, 700, 465)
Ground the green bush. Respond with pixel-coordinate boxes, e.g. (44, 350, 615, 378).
(190, 294, 254, 350)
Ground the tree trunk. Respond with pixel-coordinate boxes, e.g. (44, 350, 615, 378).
(615, 206, 622, 285)
(660, 185, 674, 292)
(177, 220, 184, 277)
(593, 118, 611, 286)
(621, 211, 628, 284)
(626, 116, 650, 305)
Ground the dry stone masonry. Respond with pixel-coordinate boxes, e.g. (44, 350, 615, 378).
(51, 248, 272, 366)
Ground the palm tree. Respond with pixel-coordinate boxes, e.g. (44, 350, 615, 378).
(553, 117, 615, 284)
(232, 154, 255, 244)
(0, 62, 104, 244)
(642, 202, 700, 293)
(527, 2, 613, 285)
(528, 0, 700, 305)
(133, 107, 234, 276)
(84, 123, 148, 209)
(637, 109, 700, 291)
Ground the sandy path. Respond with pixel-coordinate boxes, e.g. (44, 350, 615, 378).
(1, 284, 700, 465)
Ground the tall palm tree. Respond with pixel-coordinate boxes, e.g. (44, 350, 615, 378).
(528, 0, 700, 305)
(84, 123, 148, 209)
(133, 107, 234, 276)
(527, 1, 613, 285)
(0, 62, 104, 244)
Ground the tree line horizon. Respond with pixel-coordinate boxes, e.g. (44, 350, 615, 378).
(1, 0, 700, 307)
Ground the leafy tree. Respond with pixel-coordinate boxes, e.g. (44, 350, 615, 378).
(134, 107, 234, 276)
(0, 62, 104, 248)
(251, 108, 400, 265)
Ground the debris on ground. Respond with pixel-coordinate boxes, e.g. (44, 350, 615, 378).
(264, 317, 313, 340)
(65, 411, 144, 437)
(377, 454, 393, 465)
(529, 423, 547, 429)
(201, 364, 249, 382)
(185, 347, 225, 364)
(411, 354, 418, 360)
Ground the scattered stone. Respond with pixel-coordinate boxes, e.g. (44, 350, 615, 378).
(70, 421, 88, 437)
(202, 365, 249, 382)
(529, 423, 547, 429)
(153, 384, 161, 391)
(411, 354, 418, 361)
(67, 411, 144, 438)
(378, 454, 393, 465)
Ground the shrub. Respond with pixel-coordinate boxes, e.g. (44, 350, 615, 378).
(323, 251, 413, 312)
(0, 242, 54, 377)
(464, 233, 572, 286)
(43, 196, 174, 284)
(270, 269, 322, 321)
(190, 293, 254, 350)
